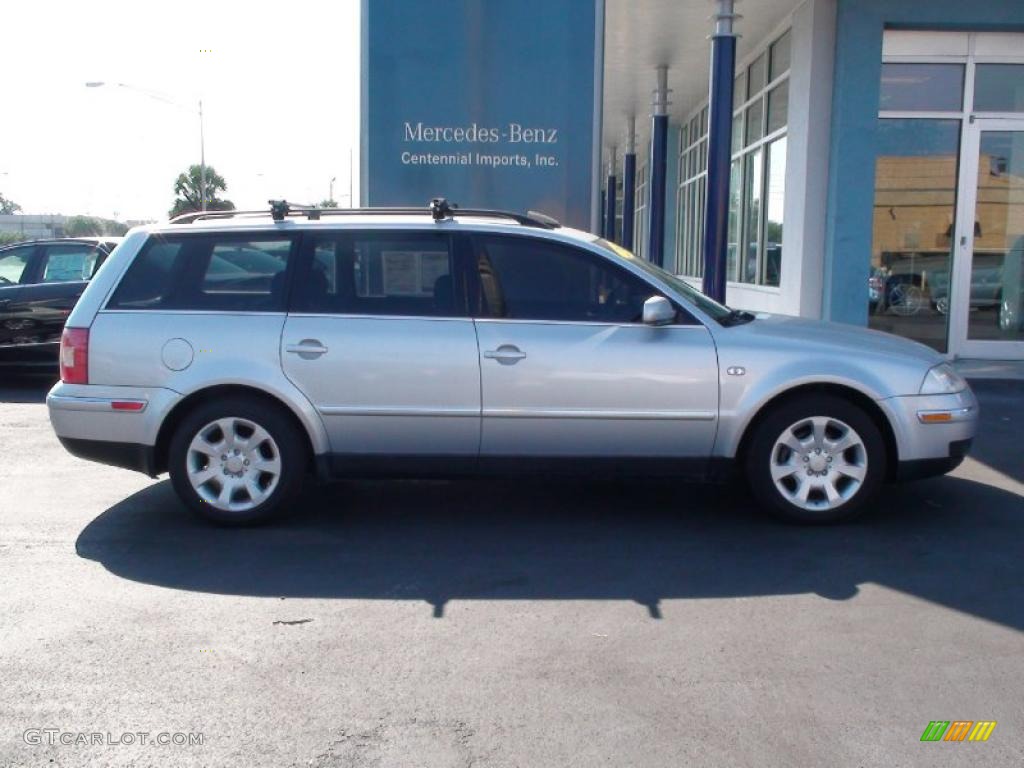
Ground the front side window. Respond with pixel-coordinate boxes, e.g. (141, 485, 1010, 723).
(40, 244, 101, 283)
(0, 246, 34, 285)
(595, 237, 731, 323)
(474, 235, 665, 324)
(107, 233, 295, 311)
(291, 231, 455, 317)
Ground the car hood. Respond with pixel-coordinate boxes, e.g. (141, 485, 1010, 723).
(711, 312, 945, 399)
(744, 313, 943, 365)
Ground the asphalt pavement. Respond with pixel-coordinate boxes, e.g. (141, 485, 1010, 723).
(1, 373, 1022, 767)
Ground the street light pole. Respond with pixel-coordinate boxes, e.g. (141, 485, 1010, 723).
(198, 100, 206, 211)
(86, 81, 207, 213)
(330, 176, 336, 203)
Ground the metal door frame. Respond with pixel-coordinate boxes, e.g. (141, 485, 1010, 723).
(949, 116, 1024, 359)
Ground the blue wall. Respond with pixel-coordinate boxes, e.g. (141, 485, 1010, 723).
(823, 0, 1024, 325)
(362, 0, 599, 230)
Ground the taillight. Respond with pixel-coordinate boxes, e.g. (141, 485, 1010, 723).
(60, 328, 89, 384)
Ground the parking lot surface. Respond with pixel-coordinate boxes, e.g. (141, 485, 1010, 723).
(1, 374, 1022, 767)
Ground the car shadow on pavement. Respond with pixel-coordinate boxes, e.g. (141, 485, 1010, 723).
(76, 473, 1023, 628)
(0, 373, 55, 403)
(967, 379, 1024, 483)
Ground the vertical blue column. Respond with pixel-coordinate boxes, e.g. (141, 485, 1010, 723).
(621, 117, 637, 251)
(599, 189, 606, 237)
(701, 0, 738, 302)
(646, 66, 670, 267)
(604, 173, 617, 241)
(622, 154, 636, 250)
(604, 147, 617, 242)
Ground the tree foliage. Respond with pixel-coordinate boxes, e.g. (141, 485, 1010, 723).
(318, 199, 339, 209)
(0, 231, 29, 245)
(64, 216, 129, 237)
(0, 193, 22, 215)
(169, 164, 235, 218)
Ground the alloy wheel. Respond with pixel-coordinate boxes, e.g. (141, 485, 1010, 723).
(769, 416, 868, 513)
(186, 417, 282, 513)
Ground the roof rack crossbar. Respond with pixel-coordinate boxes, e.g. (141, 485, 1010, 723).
(169, 199, 560, 229)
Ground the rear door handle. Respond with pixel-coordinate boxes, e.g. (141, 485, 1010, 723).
(483, 344, 527, 364)
(286, 339, 328, 358)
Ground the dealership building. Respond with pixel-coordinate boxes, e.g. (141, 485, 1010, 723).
(361, 0, 1023, 361)
(600, 0, 1023, 361)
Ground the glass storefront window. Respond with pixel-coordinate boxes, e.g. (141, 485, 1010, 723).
(741, 149, 763, 284)
(879, 63, 964, 112)
(869, 119, 961, 352)
(764, 137, 786, 287)
(727, 159, 742, 280)
(767, 81, 788, 135)
(675, 28, 789, 288)
(974, 64, 1024, 113)
(967, 131, 1024, 342)
(745, 99, 763, 146)
(769, 30, 791, 82)
(748, 53, 766, 100)
(734, 72, 746, 110)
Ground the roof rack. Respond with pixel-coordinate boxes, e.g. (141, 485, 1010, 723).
(168, 198, 560, 229)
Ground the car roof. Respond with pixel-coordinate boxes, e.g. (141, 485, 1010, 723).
(138, 213, 599, 246)
(0, 236, 122, 250)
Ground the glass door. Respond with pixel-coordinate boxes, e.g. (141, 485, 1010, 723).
(950, 118, 1024, 358)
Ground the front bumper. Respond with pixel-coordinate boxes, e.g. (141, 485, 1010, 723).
(879, 387, 979, 479)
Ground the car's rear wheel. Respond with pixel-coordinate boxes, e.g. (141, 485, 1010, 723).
(744, 394, 886, 523)
(168, 397, 306, 525)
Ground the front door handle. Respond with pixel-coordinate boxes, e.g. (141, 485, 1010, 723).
(286, 339, 328, 359)
(483, 344, 527, 364)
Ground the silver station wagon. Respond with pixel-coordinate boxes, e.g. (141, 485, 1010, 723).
(47, 200, 978, 524)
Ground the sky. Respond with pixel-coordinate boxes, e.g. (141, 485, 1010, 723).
(1, 0, 360, 221)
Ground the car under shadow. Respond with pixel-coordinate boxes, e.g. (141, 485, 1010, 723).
(75, 472, 1024, 629)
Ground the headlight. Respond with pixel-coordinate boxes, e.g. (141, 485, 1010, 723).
(920, 363, 967, 395)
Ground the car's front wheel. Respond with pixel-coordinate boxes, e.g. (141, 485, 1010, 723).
(168, 396, 306, 525)
(744, 394, 886, 523)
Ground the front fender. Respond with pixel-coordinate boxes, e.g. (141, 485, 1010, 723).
(713, 357, 894, 459)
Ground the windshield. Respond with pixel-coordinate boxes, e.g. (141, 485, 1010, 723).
(592, 237, 734, 322)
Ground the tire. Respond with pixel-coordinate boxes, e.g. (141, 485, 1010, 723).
(168, 396, 307, 525)
(744, 394, 887, 524)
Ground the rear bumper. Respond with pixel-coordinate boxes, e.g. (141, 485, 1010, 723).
(47, 382, 181, 474)
(57, 437, 157, 476)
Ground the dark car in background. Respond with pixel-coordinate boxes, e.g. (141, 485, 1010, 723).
(0, 237, 121, 370)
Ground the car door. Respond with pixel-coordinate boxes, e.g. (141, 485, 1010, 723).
(281, 229, 481, 465)
(470, 233, 719, 475)
(0, 244, 43, 360)
(29, 242, 106, 346)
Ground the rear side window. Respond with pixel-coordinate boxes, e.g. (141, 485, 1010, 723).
(107, 234, 296, 311)
(291, 231, 457, 317)
(40, 244, 101, 282)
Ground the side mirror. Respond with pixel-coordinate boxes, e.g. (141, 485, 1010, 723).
(642, 295, 675, 326)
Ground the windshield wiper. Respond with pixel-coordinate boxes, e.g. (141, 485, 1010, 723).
(719, 308, 755, 327)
